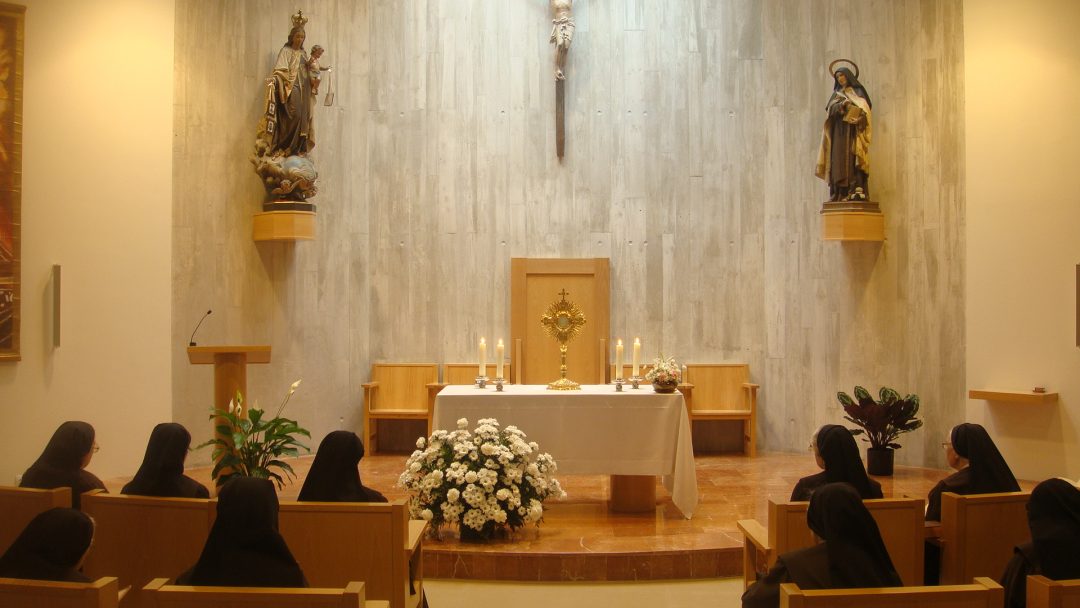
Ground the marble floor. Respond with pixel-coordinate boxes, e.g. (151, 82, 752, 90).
(104, 448, 1030, 582)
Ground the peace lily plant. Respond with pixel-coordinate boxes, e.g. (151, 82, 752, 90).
(199, 379, 311, 488)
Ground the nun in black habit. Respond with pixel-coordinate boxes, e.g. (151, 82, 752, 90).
(742, 482, 903, 608)
(925, 423, 1021, 521)
(297, 431, 387, 503)
(1000, 478, 1080, 608)
(0, 508, 95, 582)
(121, 423, 209, 499)
(19, 421, 107, 509)
(175, 477, 307, 587)
(790, 424, 883, 501)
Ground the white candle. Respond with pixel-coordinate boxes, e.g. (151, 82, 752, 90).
(632, 337, 641, 377)
(479, 337, 486, 376)
(615, 339, 624, 380)
(496, 339, 505, 379)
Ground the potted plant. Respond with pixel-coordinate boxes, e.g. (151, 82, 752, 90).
(644, 354, 682, 393)
(199, 379, 311, 488)
(837, 386, 922, 476)
(397, 417, 565, 542)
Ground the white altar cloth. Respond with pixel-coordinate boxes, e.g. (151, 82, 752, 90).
(432, 384, 699, 518)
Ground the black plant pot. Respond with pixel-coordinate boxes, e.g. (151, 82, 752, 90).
(866, 447, 895, 476)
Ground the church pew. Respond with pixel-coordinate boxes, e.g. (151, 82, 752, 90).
(80, 491, 212, 608)
(231, 498, 426, 608)
(780, 576, 1003, 608)
(1028, 575, 1080, 608)
(937, 490, 1030, 585)
(0, 486, 71, 552)
(143, 578, 388, 608)
(0, 576, 120, 608)
(737, 496, 925, 588)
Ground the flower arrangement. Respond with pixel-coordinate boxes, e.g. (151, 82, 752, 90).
(198, 380, 310, 488)
(644, 353, 682, 390)
(397, 417, 565, 540)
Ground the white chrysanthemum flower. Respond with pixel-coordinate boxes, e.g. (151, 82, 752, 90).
(457, 418, 469, 429)
(496, 488, 510, 501)
(420, 509, 433, 521)
(464, 470, 478, 484)
(447, 488, 460, 502)
(416, 437, 426, 449)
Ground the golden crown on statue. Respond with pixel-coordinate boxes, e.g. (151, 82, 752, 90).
(291, 10, 308, 30)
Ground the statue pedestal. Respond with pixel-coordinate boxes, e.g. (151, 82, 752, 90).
(253, 210, 315, 242)
(821, 201, 884, 242)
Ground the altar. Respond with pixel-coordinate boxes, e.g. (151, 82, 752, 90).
(433, 384, 699, 518)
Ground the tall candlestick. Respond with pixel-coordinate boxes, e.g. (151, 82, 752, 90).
(479, 337, 486, 376)
(615, 339, 624, 380)
(496, 339, 505, 379)
(632, 337, 641, 377)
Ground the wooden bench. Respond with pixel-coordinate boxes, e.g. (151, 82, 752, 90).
(0, 576, 119, 608)
(80, 492, 213, 608)
(937, 490, 1030, 585)
(738, 496, 925, 588)
(248, 498, 426, 608)
(143, 578, 387, 608)
(442, 362, 512, 385)
(362, 364, 440, 453)
(0, 486, 71, 552)
(679, 363, 759, 455)
(780, 576, 1003, 608)
(1028, 575, 1080, 608)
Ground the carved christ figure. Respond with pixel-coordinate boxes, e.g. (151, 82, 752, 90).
(549, 0, 574, 80)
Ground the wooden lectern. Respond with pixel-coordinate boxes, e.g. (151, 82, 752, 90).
(186, 346, 272, 413)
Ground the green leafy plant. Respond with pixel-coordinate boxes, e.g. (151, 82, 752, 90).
(198, 380, 311, 488)
(837, 386, 923, 450)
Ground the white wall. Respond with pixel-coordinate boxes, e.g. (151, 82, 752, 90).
(0, 0, 174, 483)
(965, 0, 1080, 480)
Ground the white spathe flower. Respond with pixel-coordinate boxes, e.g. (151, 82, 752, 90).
(288, 379, 302, 395)
(420, 509, 433, 521)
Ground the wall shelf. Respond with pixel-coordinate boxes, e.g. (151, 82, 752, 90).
(968, 389, 1058, 404)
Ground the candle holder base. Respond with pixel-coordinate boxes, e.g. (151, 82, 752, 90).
(494, 377, 505, 392)
(614, 378, 624, 392)
(475, 376, 488, 389)
(630, 376, 642, 389)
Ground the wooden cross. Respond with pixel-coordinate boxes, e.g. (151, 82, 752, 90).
(550, 0, 574, 158)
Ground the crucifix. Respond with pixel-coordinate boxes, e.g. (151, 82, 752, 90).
(549, 0, 574, 158)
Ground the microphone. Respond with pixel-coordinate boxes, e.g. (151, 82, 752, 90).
(188, 309, 213, 347)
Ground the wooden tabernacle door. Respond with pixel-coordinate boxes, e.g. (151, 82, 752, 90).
(510, 258, 610, 386)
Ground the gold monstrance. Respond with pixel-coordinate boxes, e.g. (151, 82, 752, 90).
(541, 289, 586, 390)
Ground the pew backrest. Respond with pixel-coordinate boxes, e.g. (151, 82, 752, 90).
(81, 492, 213, 608)
(780, 576, 1003, 608)
(142, 577, 379, 608)
(224, 498, 425, 608)
(0, 486, 71, 552)
(940, 491, 1031, 585)
(741, 496, 924, 587)
(1027, 575, 1080, 608)
(0, 576, 119, 608)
